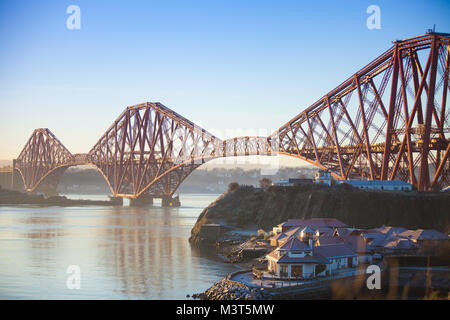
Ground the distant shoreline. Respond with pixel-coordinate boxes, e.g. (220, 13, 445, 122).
(0, 188, 118, 206)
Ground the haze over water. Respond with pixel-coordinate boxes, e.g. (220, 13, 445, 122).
(0, 194, 237, 299)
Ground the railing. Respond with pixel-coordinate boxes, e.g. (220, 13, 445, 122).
(252, 268, 263, 279)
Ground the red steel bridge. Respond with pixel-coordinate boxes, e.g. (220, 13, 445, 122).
(11, 32, 450, 202)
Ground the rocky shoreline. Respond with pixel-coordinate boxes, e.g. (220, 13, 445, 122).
(188, 183, 450, 267)
(193, 274, 267, 300)
(194, 267, 450, 300)
(188, 184, 450, 300)
(189, 184, 450, 249)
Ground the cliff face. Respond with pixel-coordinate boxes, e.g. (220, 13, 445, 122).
(189, 184, 450, 245)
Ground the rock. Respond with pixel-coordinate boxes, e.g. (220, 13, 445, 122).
(189, 184, 450, 244)
(201, 277, 267, 300)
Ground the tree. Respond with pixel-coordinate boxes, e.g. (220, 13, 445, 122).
(259, 178, 272, 190)
(228, 182, 239, 192)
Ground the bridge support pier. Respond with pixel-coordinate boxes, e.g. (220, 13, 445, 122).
(33, 183, 59, 197)
(161, 195, 180, 207)
(0, 169, 23, 191)
(32, 166, 68, 198)
(11, 159, 16, 190)
(130, 194, 154, 207)
(108, 196, 123, 205)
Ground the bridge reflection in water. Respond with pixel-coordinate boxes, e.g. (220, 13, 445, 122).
(0, 194, 236, 299)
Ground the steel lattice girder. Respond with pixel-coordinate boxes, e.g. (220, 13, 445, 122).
(274, 33, 449, 190)
(15, 129, 73, 192)
(15, 33, 450, 195)
(87, 102, 270, 197)
(15, 103, 269, 197)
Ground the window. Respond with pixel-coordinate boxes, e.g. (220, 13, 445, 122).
(291, 265, 303, 278)
(315, 264, 326, 275)
(280, 265, 288, 277)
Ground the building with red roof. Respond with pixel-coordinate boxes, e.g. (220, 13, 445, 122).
(266, 226, 358, 279)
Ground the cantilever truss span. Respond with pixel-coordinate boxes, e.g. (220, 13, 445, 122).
(88, 102, 271, 198)
(275, 33, 449, 190)
(15, 103, 270, 198)
(14, 33, 450, 196)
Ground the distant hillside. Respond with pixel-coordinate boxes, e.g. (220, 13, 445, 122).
(56, 166, 316, 194)
(189, 184, 450, 245)
(0, 160, 12, 168)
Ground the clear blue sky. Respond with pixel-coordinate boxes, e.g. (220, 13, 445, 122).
(0, 0, 449, 160)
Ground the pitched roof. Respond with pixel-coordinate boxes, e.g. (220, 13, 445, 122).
(398, 229, 449, 241)
(361, 233, 386, 241)
(316, 235, 344, 246)
(266, 249, 281, 260)
(276, 253, 330, 264)
(384, 238, 419, 250)
(270, 227, 301, 241)
(266, 248, 329, 264)
(301, 225, 316, 234)
(333, 228, 352, 237)
(315, 227, 334, 236)
(313, 244, 357, 258)
(341, 179, 412, 187)
(374, 225, 407, 236)
(368, 235, 392, 248)
(282, 218, 347, 228)
(279, 237, 311, 251)
(339, 235, 371, 254)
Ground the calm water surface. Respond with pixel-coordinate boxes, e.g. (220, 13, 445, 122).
(0, 194, 238, 299)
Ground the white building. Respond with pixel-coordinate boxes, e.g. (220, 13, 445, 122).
(266, 226, 358, 279)
(314, 170, 332, 186)
(338, 179, 412, 191)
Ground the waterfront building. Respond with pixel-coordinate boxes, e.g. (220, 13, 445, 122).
(270, 227, 303, 247)
(372, 225, 408, 237)
(383, 238, 419, 255)
(273, 178, 313, 187)
(317, 232, 373, 264)
(314, 169, 332, 186)
(266, 226, 359, 279)
(363, 226, 449, 256)
(397, 229, 449, 243)
(338, 179, 413, 191)
(268, 220, 449, 278)
(396, 229, 450, 255)
(272, 218, 347, 234)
